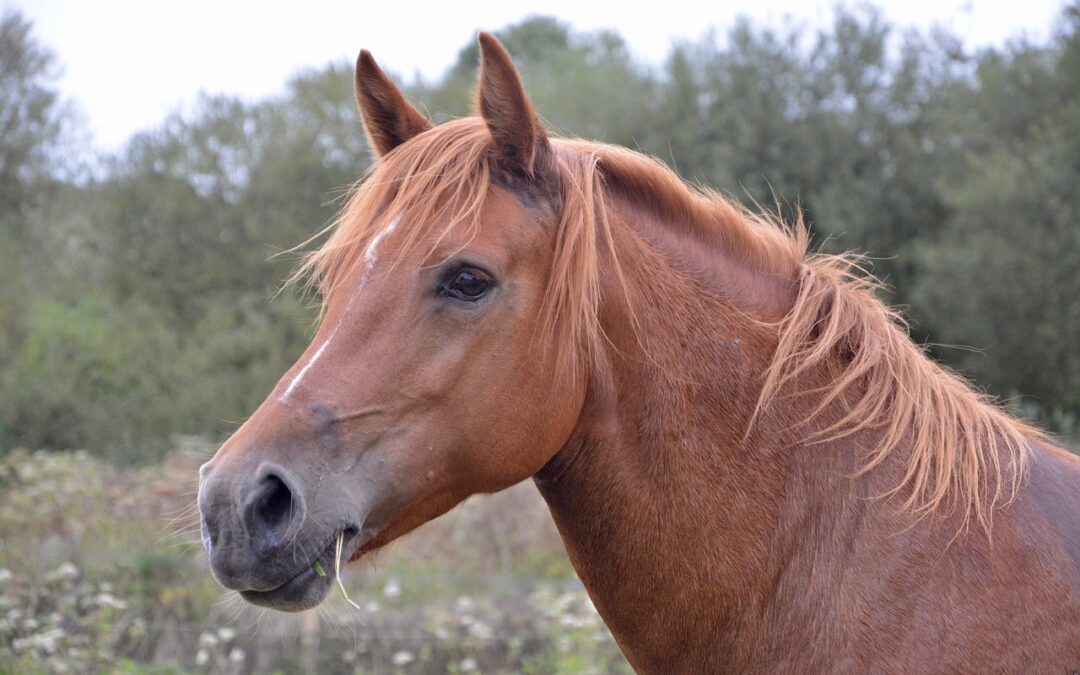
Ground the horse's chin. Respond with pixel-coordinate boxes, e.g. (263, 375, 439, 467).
(239, 561, 336, 611)
(232, 527, 368, 612)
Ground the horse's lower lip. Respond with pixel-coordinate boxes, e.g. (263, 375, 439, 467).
(239, 528, 363, 611)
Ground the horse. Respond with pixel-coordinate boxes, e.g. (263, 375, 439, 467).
(196, 33, 1080, 672)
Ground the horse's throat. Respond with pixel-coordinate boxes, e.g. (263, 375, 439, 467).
(533, 329, 789, 671)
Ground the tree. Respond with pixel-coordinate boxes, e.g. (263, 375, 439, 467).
(4, 7, 1078, 457)
(416, 17, 654, 145)
(0, 11, 66, 222)
(0, 10, 72, 400)
(913, 5, 1080, 430)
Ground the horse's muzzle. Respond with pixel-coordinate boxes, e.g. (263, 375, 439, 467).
(198, 459, 349, 610)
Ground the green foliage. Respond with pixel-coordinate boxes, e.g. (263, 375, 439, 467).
(416, 16, 654, 145)
(0, 292, 312, 462)
(0, 10, 72, 390)
(1, 5, 1079, 458)
(639, 7, 960, 304)
(0, 10, 66, 219)
(912, 10, 1080, 428)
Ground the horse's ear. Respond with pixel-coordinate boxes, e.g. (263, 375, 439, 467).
(475, 32, 551, 177)
(355, 49, 432, 158)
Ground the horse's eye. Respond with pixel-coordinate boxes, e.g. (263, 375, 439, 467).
(441, 266, 494, 301)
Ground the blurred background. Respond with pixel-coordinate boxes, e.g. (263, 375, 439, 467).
(1, 1, 1078, 672)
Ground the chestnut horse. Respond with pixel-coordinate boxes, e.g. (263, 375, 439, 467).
(197, 33, 1080, 672)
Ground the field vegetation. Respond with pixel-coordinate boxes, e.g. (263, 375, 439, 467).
(1, 3, 1078, 671)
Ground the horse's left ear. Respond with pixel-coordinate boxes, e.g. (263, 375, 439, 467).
(475, 32, 551, 177)
(355, 49, 433, 158)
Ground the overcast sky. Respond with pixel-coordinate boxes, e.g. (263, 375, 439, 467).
(12, 0, 1069, 152)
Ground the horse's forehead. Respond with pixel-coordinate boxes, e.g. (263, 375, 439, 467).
(474, 184, 550, 242)
(400, 183, 544, 253)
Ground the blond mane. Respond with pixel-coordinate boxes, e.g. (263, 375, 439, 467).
(294, 117, 1034, 531)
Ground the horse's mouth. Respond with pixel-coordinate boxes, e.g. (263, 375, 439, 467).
(239, 527, 364, 611)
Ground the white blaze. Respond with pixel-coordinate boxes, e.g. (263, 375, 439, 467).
(278, 215, 402, 402)
(279, 338, 331, 401)
(365, 213, 400, 266)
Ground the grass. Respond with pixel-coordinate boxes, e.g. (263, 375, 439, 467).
(0, 442, 631, 674)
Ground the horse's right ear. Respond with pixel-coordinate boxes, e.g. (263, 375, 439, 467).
(355, 50, 432, 158)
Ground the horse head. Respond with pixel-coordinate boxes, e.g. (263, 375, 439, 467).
(197, 34, 589, 611)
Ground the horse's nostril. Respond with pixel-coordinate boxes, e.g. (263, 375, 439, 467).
(255, 473, 294, 533)
(225, 464, 307, 562)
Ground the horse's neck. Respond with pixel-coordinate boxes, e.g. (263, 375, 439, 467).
(533, 204, 866, 670)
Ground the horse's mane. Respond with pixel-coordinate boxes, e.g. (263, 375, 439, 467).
(294, 117, 1034, 531)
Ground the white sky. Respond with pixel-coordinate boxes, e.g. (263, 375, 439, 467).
(11, 0, 1069, 153)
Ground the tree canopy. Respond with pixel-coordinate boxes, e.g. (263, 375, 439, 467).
(1, 5, 1078, 460)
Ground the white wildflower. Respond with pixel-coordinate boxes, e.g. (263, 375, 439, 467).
(382, 579, 401, 599)
(47, 563, 79, 582)
(468, 620, 493, 640)
(554, 591, 575, 614)
(95, 593, 127, 610)
(12, 627, 65, 654)
(228, 647, 245, 663)
(458, 657, 478, 672)
(391, 650, 415, 666)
